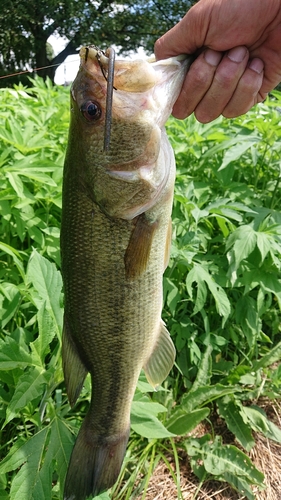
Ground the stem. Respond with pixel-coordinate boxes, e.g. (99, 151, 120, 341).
(270, 175, 281, 209)
(169, 438, 184, 500)
(141, 443, 156, 500)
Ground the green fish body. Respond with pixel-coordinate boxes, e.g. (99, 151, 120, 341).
(61, 47, 190, 500)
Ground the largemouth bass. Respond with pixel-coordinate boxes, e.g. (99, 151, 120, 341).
(61, 46, 191, 500)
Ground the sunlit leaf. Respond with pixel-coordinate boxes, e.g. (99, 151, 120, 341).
(186, 263, 231, 324)
(217, 398, 255, 451)
(4, 367, 51, 425)
(26, 249, 63, 338)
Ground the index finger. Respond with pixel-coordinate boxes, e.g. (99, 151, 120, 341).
(155, 20, 198, 60)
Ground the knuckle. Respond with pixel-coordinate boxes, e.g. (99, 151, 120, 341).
(239, 69, 263, 93)
(213, 70, 236, 88)
(190, 63, 214, 89)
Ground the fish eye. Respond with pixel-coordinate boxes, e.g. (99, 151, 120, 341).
(80, 101, 102, 121)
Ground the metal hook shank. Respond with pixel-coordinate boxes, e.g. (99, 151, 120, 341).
(103, 47, 115, 152)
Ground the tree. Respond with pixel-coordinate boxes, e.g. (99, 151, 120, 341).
(0, 0, 197, 84)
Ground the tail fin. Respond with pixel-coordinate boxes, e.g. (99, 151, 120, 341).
(63, 420, 130, 500)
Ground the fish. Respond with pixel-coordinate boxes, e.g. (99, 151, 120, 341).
(60, 46, 192, 500)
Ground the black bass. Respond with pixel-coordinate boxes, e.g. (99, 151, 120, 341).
(61, 46, 191, 500)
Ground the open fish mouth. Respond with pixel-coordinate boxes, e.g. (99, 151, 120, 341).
(79, 45, 193, 97)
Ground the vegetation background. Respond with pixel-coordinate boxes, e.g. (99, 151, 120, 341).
(0, 75, 281, 499)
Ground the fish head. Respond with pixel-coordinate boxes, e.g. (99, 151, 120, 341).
(67, 46, 192, 219)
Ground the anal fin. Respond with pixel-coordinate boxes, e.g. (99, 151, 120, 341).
(143, 322, 176, 389)
(62, 316, 88, 407)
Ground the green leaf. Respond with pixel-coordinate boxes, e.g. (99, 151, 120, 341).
(186, 263, 231, 325)
(182, 384, 242, 413)
(0, 242, 25, 280)
(235, 296, 260, 349)
(0, 417, 74, 500)
(6, 172, 24, 197)
(94, 493, 111, 500)
(252, 341, 281, 371)
(226, 225, 257, 280)
(26, 249, 63, 339)
(256, 231, 274, 263)
(0, 428, 49, 475)
(131, 401, 175, 438)
(164, 278, 180, 314)
(167, 408, 210, 435)
(242, 406, 281, 443)
(219, 140, 256, 170)
(205, 443, 260, 478)
(0, 491, 9, 500)
(9, 430, 50, 500)
(0, 336, 36, 371)
(190, 344, 213, 392)
(0, 284, 21, 328)
(185, 435, 264, 498)
(187, 435, 264, 485)
(4, 367, 50, 425)
(221, 472, 257, 500)
(217, 398, 255, 451)
(0, 474, 8, 500)
(40, 417, 74, 495)
(31, 302, 58, 360)
(132, 400, 167, 417)
(131, 414, 175, 439)
(259, 273, 281, 311)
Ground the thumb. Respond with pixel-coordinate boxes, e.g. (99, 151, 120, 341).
(154, 4, 209, 60)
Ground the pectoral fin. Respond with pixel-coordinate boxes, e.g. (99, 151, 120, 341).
(164, 218, 172, 270)
(62, 317, 88, 407)
(143, 322, 176, 389)
(124, 213, 158, 279)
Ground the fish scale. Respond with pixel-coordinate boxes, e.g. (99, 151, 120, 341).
(61, 46, 192, 500)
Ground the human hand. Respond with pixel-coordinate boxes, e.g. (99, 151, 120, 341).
(154, 0, 281, 122)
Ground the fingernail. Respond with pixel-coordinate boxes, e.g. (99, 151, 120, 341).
(249, 58, 264, 74)
(204, 49, 222, 66)
(227, 46, 247, 63)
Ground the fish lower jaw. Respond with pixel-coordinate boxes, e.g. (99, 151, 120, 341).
(107, 163, 156, 183)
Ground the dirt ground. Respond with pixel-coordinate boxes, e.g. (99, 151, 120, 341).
(136, 400, 281, 500)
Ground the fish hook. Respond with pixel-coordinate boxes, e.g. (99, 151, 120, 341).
(103, 47, 115, 152)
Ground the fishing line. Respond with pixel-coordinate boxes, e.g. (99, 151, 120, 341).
(103, 47, 115, 152)
(0, 60, 77, 81)
(2, 49, 116, 152)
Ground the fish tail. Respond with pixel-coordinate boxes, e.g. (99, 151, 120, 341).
(63, 419, 130, 500)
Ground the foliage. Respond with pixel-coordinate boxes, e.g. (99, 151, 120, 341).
(0, 1, 197, 83)
(165, 93, 281, 385)
(0, 78, 281, 499)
